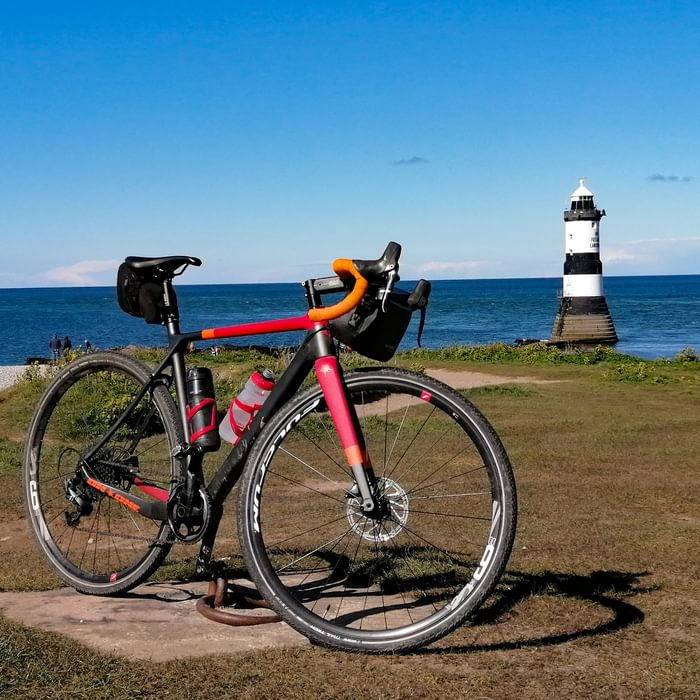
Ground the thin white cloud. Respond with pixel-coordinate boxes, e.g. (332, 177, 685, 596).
(601, 249, 639, 264)
(43, 259, 121, 286)
(602, 237, 700, 271)
(417, 260, 484, 274)
(624, 237, 700, 246)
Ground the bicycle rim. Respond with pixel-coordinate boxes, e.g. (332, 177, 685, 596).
(23, 352, 182, 595)
(239, 368, 517, 652)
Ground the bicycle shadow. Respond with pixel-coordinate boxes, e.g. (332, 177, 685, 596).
(421, 568, 653, 654)
(117, 566, 652, 655)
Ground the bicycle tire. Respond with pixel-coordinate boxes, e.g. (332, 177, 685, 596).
(238, 367, 517, 652)
(23, 351, 183, 595)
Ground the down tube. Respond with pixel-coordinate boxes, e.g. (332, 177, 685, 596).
(314, 356, 375, 511)
(206, 339, 317, 507)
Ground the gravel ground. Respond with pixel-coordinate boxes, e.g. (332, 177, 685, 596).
(0, 365, 29, 391)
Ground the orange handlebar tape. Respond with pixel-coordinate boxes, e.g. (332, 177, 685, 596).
(307, 258, 368, 322)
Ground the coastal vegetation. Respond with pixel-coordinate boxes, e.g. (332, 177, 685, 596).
(1, 344, 698, 697)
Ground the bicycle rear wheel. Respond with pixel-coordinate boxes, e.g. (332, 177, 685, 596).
(23, 351, 183, 595)
(238, 368, 517, 652)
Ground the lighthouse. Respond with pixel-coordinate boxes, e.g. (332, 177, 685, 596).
(550, 180, 617, 345)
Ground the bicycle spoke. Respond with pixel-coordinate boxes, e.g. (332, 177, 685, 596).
(269, 513, 351, 554)
(409, 490, 490, 500)
(407, 465, 489, 497)
(276, 447, 353, 495)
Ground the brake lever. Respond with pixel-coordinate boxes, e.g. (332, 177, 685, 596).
(381, 269, 399, 312)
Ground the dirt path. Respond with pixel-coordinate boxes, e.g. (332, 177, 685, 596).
(426, 368, 558, 388)
(354, 368, 558, 417)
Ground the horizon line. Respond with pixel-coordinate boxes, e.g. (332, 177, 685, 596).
(2, 271, 700, 291)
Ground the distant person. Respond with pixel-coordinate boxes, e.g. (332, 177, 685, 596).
(62, 336, 72, 356)
(83, 339, 92, 353)
(49, 334, 62, 361)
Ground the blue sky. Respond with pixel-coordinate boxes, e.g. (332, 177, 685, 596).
(1, 1, 698, 287)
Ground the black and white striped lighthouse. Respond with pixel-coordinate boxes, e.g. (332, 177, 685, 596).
(550, 179, 617, 345)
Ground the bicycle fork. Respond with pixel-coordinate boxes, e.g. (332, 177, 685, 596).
(314, 356, 377, 512)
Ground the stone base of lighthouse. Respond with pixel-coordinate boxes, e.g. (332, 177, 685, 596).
(550, 296, 618, 345)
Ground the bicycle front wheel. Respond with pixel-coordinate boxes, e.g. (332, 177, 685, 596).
(23, 351, 183, 595)
(238, 368, 517, 652)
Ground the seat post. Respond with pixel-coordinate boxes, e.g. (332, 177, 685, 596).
(161, 276, 189, 437)
(162, 278, 180, 330)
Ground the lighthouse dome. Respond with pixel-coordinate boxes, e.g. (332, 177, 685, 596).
(571, 178, 594, 199)
(565, 178, 604, 219)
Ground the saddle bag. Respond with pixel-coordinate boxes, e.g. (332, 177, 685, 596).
(116, 263, 176, 325)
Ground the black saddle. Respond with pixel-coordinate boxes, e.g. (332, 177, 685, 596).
(124, 255, 202, 278)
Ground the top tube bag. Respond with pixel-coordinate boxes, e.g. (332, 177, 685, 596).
(116, 264, 177, 325)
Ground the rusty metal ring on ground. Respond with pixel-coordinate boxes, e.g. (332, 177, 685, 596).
(195, 578, 281, 626)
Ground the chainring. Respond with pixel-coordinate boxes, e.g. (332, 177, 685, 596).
(167, 483, 211, 542)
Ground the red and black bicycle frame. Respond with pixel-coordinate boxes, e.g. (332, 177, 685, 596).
(80, 275, 374, 576)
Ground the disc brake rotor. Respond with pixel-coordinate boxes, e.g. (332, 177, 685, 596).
(346, 477, 409, 542)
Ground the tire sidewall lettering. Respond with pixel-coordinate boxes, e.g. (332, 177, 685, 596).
(29, 479, 40, 512)
(473, 538, 496, 581)
(252, 398, 321, 533)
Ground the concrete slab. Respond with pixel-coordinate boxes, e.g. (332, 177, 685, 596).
(0, 581, 309, 661)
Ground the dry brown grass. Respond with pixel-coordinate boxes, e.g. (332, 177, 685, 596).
(1, 359, 699, 698)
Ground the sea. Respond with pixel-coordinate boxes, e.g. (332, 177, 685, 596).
(0, 276, 698, 366)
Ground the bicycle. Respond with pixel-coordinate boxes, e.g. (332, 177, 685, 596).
(23, 242, 517, 653)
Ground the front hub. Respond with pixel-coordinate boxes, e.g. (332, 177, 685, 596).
(346, 477, 409, 542)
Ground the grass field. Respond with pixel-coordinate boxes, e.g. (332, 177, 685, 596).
(1, 347, 699, 698)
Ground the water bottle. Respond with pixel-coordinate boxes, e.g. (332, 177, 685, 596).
(220, 369, 275, 444)
(186, 367, 221, 452)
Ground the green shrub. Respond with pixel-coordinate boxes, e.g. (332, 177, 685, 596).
(21, 362, 54, 387)
(603, 362, 670, 384)
(675, 346, 699, 363)
(400, 342, 637, 366)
